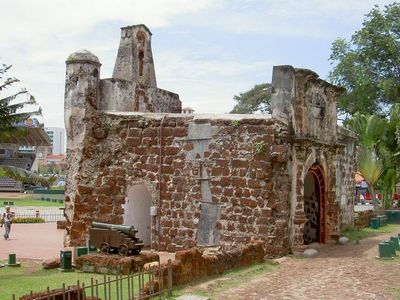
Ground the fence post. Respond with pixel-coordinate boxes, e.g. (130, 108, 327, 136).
(62, 283, 66, 300)
(167, 259, 172, 296)
(116, 275, 120, 300)
(77, 280, 80, 300)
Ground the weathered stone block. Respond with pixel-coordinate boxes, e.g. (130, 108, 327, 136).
(75, 252, 159, 274)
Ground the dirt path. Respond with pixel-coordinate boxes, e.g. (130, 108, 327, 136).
(194, 228, 400, 300)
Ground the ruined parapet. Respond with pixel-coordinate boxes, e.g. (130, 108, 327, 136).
(271, 65, 344, 144)
(112, 24, 157, 88)
(64, 49, 101, 245)
(271, 66, 356, 246)
(98, 24, 181, 113)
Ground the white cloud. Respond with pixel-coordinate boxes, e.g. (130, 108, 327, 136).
(155, 49, 273, 113)
(0, 0, 395, 127)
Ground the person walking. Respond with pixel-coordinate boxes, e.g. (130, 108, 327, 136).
(1, 206, 13, 240)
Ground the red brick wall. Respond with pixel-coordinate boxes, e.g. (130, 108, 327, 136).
(66, 112, 291, 256)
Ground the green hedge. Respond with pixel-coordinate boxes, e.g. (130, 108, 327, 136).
(12, 217, 45, 223)
(33, 189, 65, 195)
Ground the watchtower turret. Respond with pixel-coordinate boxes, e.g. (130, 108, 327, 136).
(64, 50, 101, 149)
(112, 24, 157, 87)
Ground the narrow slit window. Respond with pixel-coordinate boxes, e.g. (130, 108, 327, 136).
(138, 51, 144, 77)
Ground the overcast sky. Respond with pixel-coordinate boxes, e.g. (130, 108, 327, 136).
(1, 0, 396, 128)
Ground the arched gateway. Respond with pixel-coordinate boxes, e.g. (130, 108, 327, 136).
(303, 163, 326, 244)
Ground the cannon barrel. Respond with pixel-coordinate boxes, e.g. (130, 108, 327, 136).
(92, 221, 138, 237)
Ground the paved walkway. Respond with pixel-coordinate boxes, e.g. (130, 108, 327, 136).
(213, 228, 400, 300)
(0, 192, 28, 198)
(0, 223, 64, 260)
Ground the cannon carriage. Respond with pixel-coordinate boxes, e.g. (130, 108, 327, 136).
(89, 222, 144, 255)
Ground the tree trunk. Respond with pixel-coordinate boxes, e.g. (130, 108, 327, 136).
(369, 185, 379, 216)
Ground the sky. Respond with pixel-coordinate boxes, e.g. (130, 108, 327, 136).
(0, 0, 396, 128)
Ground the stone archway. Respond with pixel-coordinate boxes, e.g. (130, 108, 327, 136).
(123, 185, 152, 246)
(303, 163, 326, 244)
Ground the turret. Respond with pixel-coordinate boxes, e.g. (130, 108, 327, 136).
(64, 50, 101, 149)
(64, 50, 101, 245)
(112, 24, 157, 87)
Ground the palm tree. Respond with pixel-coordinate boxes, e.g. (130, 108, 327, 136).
(0, 165, 56, 188)
(357, 148, 384, 212)
(346, 113, 386, 150)
(348, 108, 400, 213)
(347, 113, 387, 213)
(0, 64, 42, 137)
(0, 63, 52, 188)
(378, 168, 397, 209)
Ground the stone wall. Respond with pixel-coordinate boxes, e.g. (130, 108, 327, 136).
(144, 241, 266, 292)
(75, 252, 159, 274)
(170, 242, 266, 285)
(271, 66, 356, 246)
(355, 210, 374, 229)
(99, 80, 181, 113)
(65, 110, 291, 255)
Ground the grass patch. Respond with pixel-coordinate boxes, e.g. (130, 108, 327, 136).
(0, 260, 146, 299)
(0, 196, 63, 207)
(168, 261, 277, 299)
(342, 224, 400, 241)
(386, 286, 400, 299)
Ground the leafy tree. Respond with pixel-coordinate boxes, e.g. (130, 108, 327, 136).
(230, 83, 272, 114)
(329, 3, 400, 119)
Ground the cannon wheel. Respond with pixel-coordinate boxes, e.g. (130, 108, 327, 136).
(131, 248, 141, 255)
(100, 242, 110, 254)
(118, 244, 129, 256)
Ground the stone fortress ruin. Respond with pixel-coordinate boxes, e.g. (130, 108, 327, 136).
(64, 24, 356, 256)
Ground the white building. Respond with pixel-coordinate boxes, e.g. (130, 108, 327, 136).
(45, 127, 66, 155)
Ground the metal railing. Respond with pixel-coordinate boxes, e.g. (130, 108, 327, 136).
(14, 212, 65, 222)
(12, 260, 172, 300)
(354, 204, 374, 212)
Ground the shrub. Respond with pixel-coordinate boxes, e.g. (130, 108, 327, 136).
(254, 141, 266, 154)
(13, 217, 45, 223)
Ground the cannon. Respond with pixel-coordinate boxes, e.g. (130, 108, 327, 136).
(89, 222, 144, 255)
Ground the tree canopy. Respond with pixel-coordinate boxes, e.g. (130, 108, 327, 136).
(230, 83, 272, 114)
(329, 3, 400, 119)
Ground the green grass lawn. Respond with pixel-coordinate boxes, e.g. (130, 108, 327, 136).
(342, 224, 400, 241)
(0, 260, 148, 299)
(0, 259, 276, 300)
(0, 196, 63, 207)
(167, 261, 278, 299)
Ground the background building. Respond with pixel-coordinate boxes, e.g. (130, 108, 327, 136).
(45, 127, 66, 155)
